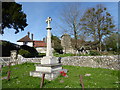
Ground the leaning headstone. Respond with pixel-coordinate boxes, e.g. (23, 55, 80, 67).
(30, 17, 62, 81)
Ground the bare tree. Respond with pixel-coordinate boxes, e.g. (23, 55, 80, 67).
(60, 4, 81, 50)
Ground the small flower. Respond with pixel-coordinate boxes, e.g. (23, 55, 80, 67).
(65, 86, 71, 88)
(2, 76, 7, 80)
(65, 75, 68, 78)
(60, 80, 64, 83)
(85, 74, 91, 76)
(59, 71, 67, 77)
(62, 73, 66, 76)
(60, 71, 64, 74)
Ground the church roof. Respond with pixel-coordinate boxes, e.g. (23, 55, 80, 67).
(33, 41, 46, 47)
(17, 35, 33, 42)
(61, 33, 70, 38)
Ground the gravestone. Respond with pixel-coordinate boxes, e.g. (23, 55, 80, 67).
(10, 50, 18, 65)
(10, 50, 17, 60)
(30, 17, 62, 80)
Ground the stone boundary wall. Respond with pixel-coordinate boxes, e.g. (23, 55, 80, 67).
(0, 55, 119, 70)
(0, 55, 41, 66)
(16, 55, 41, 64)
(61, 55, 119, 70)
(0, 57, 10, 62)
(20, 58, 41, 63)
(0, 57, 10, 66)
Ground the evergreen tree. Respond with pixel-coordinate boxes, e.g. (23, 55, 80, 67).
(80, 4, 115, 51)
(104, 32, 120, 52)
(1, 2, 28, 34)
(51, 35, 63, 54)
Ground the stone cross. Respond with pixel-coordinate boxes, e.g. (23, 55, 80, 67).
(46, 17, 52, 28)
(46, 17, 52, 56)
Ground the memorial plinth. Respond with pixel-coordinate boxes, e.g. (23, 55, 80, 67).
(30, 17, 62, 80)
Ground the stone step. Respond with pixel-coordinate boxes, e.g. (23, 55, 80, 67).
(35, 63, 62, 67)
(30, 69, 62, 81)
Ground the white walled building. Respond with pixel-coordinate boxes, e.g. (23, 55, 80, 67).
(17, 32, 47, 53)
(17, 35, 33, 47)
(34, 41, 47, 53)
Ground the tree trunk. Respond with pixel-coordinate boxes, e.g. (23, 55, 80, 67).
(93, 30, 97, 42)
(99, 41, 102, 52)
(73, 23, 78, 51)
(97, 24, 102, 52)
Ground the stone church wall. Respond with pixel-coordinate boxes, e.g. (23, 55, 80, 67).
(61, 34, 74, 54)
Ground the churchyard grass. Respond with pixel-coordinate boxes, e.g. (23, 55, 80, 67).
(2, 62, 119, 88)
(54, 52, 118, 57)
(54, 53, 76, 57)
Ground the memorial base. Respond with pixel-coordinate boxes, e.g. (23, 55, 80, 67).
(30, 64, 62, 81)
(30, 56, 62, 81)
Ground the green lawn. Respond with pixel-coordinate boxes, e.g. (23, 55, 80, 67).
(2, 63, 119, 88)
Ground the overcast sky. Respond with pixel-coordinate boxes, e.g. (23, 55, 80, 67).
(1, 1, 118, 44)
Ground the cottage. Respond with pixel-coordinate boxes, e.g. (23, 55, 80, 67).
(17, 32, 33, 47)
(17, 32, 47, 53)
(33, 40, 46, 53)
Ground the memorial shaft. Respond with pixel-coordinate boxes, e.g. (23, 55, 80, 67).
(46, 28, 52, 56)
(46, 17, 52, 56)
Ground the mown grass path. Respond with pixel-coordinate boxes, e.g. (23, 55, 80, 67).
(2, 63, 119, 88)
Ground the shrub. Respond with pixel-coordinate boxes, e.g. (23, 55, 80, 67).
(78, 54, 90, 56)
(20, 45, 38, 57)
(54, 53, 75, 57)
(1, 40, 19, 57)
(101, 51, 109, 55)
(51, 35, 63, 54)
(89, 50, 101, 56)
(18, 49, 31, 58)
(113, 51, 120, 55)
(38, 53, 46, 57)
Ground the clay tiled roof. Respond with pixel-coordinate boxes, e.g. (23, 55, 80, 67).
(33, 41, 46, 47)
(17, 35, 33, 42)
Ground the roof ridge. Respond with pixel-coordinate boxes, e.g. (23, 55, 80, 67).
(17, 35, 33, 42)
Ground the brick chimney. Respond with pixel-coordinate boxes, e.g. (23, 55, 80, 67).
(31, 33, 33, 40)
(28, 32, 30, 38)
